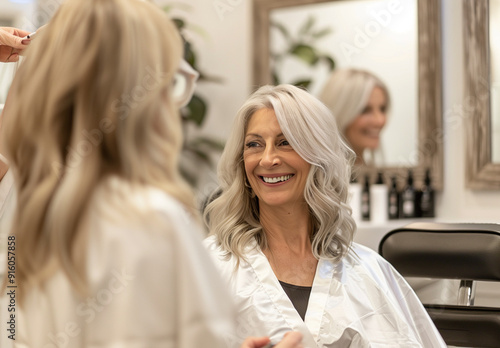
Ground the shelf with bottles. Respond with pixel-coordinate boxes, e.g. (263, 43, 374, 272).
(349, 168, 436, 226)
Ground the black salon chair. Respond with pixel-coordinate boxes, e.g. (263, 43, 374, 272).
(379, 222, 500, 348)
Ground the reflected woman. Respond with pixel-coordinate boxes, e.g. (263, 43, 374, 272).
(319, 68, 390, 166)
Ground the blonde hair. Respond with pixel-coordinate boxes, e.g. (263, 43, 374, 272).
(319, 68, 390, 164)
(319, 68, 391, 131)
(1, 0, 193, 298)
(205, 84, 356, 263)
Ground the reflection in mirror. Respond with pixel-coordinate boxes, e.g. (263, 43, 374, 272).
(491, 0, 500, 163)
(269, 0, 418, 167)
(254, 0, 443, 189)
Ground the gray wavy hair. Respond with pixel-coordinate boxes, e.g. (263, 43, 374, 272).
(204, 84, 356, 263)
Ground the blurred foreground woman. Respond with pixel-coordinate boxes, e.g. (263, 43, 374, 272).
(0, 1, 302, 347)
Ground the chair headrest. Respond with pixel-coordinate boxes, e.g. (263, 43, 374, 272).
(379, 222, 500, 281)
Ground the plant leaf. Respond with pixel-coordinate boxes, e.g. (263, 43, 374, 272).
(290, 44, 318, 65)
(198, 72, 224, 84)
(172, 18, 185, 30)
(184, 41, 197, 69)
(272, 70, 280, 85)
(190, 137, 226, 151)
(271, 21, 291, 42)
(312, 27, 332, 39)
(184, 94, 207, 127)
(298, 16, 315, 35)
(292, 79, 312, 89)
(185, 23, 209, 40)
(179, 164, 198, 187)
(321, 56, 336, 71)
(163, 2, 192, 13)
(183, 146, 212, 165)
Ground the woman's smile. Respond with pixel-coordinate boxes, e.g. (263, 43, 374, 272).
(259, 174, 294, 184)
(243, 108, 311, 208)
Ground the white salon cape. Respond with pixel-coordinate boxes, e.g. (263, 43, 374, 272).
(204, 236, 447, 348)
(0, 177, 235, 348)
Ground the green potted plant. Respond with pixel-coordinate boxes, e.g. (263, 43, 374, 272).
(164, 5, 225, 187)
(271, 15, 336, 88)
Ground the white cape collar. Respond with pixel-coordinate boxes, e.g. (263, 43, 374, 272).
(244, 240, 337, 346)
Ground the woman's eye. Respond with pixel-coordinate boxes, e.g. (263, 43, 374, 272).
(245, 141, 259, 148)
(361, 106, 371, 114)
(279, 140, 290, 146)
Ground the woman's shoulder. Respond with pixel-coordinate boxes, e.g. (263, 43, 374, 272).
(344, 242, 411, 293)
(85, 178, 209, 286)
(347, 242, 394, 271)
(203, 235, 233, 266)
(202, 235, 254, 278)
(93, 176, 191, 223)
(349, 242, 386, 263)
(102, 176, 187, 212)
(87, 177, 202, 251)
(203, 235, 219, 252)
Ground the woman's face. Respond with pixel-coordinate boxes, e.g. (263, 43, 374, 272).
(344, 86, 387, 153)
(243, 108, 311, 210)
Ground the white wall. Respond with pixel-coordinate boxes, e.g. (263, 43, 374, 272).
(175, 0, 500, 221)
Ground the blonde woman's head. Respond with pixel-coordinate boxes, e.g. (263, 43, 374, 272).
(4, 0, 184, 179)
(319, 68, 390, 164)
(1, 0, 192, 295)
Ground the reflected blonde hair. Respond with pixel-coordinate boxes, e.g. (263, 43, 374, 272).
(319, 68, 390, 163)
(319, 68, 391, 131)
(205, 85, 356, 263)
(1, 0, 192, 298)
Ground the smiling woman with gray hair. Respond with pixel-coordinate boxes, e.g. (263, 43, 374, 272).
(204, 84, 445, 347)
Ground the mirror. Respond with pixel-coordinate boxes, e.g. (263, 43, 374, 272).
(491, 0, 500, 164)
(253, 0, 443, 189)
(464, 0, 500, 189)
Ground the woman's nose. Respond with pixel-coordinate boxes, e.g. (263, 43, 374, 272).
(374, 110, 386, 127)
(260, 146, 281, 168)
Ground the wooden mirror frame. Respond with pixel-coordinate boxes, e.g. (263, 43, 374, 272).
(253, 0, 443, 189)
(464, 0, 500, 189)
